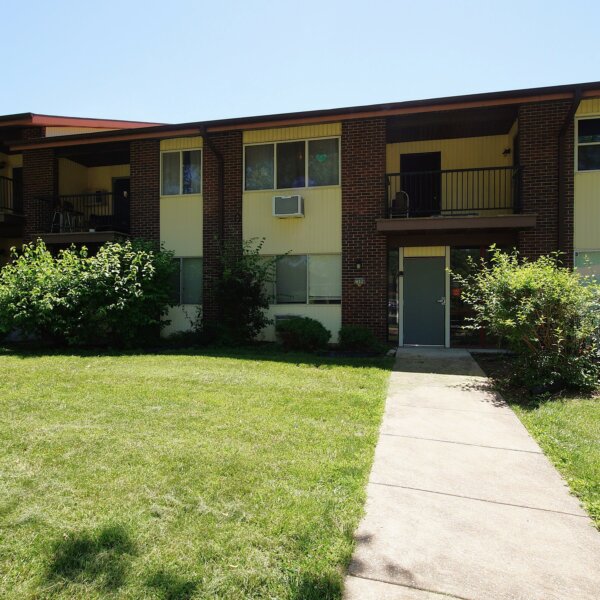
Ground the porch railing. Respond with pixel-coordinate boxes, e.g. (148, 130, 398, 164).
(386, 166, 520, 218)
(0, 175, 21, 213)
(41, 193, 130, 233)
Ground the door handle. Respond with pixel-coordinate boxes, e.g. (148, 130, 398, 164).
(436, 297, 446, 306)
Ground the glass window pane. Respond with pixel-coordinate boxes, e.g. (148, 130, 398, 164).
(308, 138, 339, 186)
(578, 119, 600, 144)
(276, 255, 307, 303)
(308, 255, 341, 303)
(245, 144, 274, 190)
(277, 141, 305, 189)
(181, 258, 203, 304)
(161, 152, 180, 195)
(578, 145, 600, 171)
(169, 258, 181, 304)
(575, 251, 600, 283)
(182, 150, 201, 194)
(261, 257, 276, 303)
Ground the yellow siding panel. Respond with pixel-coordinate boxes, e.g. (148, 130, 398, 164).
(243, 187, 341, 254)
(576, 99, 600, 115)
(58, 158, 87, 194)
(258, 305, 342, 343)
(160, 137, 203, 151)
(162, 305, 202, 336)
(87, 164, 130, 191)
(575, 173, 600, 249)
(386, 135, 513, 173)
(404, 246, 446, 257)
(244, 123, 341, 144)
(160, 196, 203, 256)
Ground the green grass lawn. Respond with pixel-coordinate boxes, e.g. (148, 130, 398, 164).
(0, 347, 392, 599)
(511, 397, 600, 528)
(475, 355, 600, 530)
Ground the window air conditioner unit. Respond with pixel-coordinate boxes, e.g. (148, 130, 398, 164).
(273, 195, 304, 218)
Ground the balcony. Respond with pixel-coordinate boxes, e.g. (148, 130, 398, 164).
(0, 175, 24, 231)
(37, 192, 130, 244)
(378, 166, 536, 233)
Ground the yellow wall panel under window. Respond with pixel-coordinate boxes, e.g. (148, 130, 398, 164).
(243, 123, 341, 144)
(243, 187, 341, 255)
(160, 137, 203, 151)
(259, 305, 342, 343)
(160, 196, 203, 256)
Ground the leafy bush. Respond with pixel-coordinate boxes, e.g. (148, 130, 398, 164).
(276, 317, 331, 351)
(452, 248, 600, 392)
(0, 239, 176, 346)
(338, 325, 386, 354)
(215, 238, 278, 343)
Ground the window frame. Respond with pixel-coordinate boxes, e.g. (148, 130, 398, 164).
(268, 253, 342, 305)
(160, 149, 203, 196)
(172, 256, 203, 305)
(576, 116, 600, 173)
(243, 137, 341, 192)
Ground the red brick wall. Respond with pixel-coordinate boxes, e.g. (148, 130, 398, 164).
(341, 118, 388, 340)
(23, 148, 56, 241)
(130, 139, 160, 241)
(202, 131, 243, 324)
(517, 100, 574, 266)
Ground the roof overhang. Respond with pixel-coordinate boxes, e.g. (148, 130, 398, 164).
(8, 81, 600, 152)
(0, 112, 161, 129)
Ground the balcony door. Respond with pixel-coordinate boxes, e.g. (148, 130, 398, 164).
(400, 152, 441, 217)
(112, 177, 130, 233)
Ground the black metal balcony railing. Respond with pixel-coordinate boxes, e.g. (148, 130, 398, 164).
(1, 175, 22, 213)
(386, 166, 520, 218)
(43, 193, 130, 233)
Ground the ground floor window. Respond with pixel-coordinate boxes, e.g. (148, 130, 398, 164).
(575, 250, 600, 283)
(271, 254, 342, 304)
(171, 257, 203, 304)
(388, 249, 399, 342)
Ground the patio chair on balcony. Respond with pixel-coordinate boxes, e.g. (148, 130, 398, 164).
(50, 200, 84, 233)
(390, 190, 410, 218)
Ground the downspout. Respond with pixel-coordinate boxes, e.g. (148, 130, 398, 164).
(199, 127, 225, 246)
(557, 88, 582, 262)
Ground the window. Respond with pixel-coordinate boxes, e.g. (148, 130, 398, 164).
(244, 138, 340, 190)
(171, 257, 203, 304)
(161, 150, 202, 195)
(274, 254, 341, 304)
(577, 118, 600, 171)
(575, 250, 600, 283)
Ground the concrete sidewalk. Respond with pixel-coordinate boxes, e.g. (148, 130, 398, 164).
(344, 348, 600, 600)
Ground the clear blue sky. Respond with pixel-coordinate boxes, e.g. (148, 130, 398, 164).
(3, 0, 599, 124)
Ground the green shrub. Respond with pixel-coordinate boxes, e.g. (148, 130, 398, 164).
(276, 317, 331, 351)
(452, 248, 600, 392)
(215, 238, 278, 343)
(338, 325, 386, 354)
(0, 239, 176, 347)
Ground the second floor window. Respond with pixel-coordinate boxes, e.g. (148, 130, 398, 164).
(578, 118, 600, 171)
(161, 150, 202, 195)
(245, 138, 340, 191)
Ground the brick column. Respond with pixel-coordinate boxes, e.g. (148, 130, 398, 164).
(518, 100, 574, 265)
(130, 139, 160, 242)
(202, 131, 243, 325)
(341, 118, 388, 341)
(23, 148, 56, 241)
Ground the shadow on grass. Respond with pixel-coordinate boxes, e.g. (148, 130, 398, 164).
(290, 571, 343, 600)
(0, 342, 394, 371)
(46, 524, 136, 591)
(145, 569, 197, 600)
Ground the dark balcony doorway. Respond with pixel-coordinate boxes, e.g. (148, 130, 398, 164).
(400, 152, 441, 217)
(112, 178, 130, 233)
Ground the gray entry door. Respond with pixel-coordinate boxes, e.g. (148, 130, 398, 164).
(403, 256, 446, 345)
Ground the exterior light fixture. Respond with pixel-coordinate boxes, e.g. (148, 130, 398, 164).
(355, 258, 362, 270)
